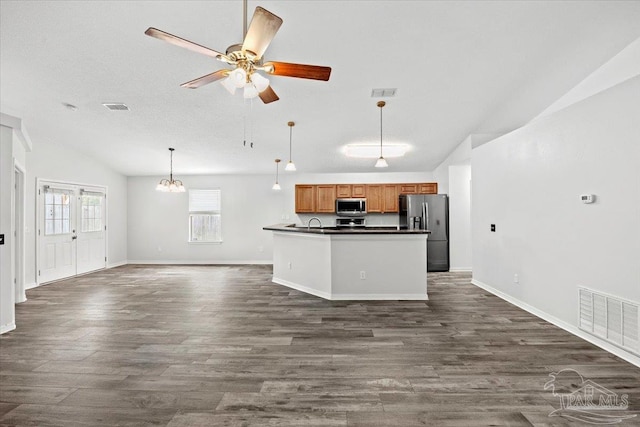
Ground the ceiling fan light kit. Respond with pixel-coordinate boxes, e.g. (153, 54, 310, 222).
(156, 148, 186, 192)
(145, 1, 331, 105)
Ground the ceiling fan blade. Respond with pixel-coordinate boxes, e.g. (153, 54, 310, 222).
(259, 86, 279, 104)
(145, 27, 224, 58)
(242, 7, 283, 59)
(180, 69, 231, 89)
(264, 61, 331, 81)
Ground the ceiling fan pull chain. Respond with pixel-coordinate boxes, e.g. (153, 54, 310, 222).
(250, 98, 254, 148)
(242, 98, 247, 146)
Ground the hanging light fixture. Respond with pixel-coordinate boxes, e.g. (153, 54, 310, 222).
(375, 101, 388, 168)
(156, 148, 186, 192)
(285, 121, 296, 171)
(272, 159, 282, 190)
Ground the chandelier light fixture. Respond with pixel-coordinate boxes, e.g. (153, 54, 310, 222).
(375, 101, 388, 168)
(272, 158, 282, 190)
(156, 148, 186, 192)
(285, 121, 296, 171)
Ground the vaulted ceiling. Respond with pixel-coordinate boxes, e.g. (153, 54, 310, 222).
(2, 1, 639, 175)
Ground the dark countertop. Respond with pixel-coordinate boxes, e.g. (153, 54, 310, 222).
(263, 224, 431, 235)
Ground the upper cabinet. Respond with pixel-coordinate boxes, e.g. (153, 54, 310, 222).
(336, 184, 367, 198)
(295, 185, 316, 213)
(316, 185, 336, 213)
(367, 184, 399, 213)
(295, 182, 438, 214)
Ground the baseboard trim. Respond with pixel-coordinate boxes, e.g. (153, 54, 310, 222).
(25, 282, 37, 290)
(471, 279, 640, 368)
(127, 260, 273, 265)
(272, 277, 428, 301)
(272, 277, 332, 300)
(449, 268, 472, 272)
(1, 322, 16, 335)
(107, 261, 128, 269)
(331, 293, 428, 301)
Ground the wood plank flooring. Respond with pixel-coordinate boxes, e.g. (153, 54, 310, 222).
(1, 265, 638, 426)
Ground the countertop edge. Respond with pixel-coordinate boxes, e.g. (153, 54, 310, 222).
(263, 224, 431, 235)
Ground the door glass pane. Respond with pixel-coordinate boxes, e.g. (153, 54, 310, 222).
(44, 189, 72, 235)
(80, 194, 103, 232)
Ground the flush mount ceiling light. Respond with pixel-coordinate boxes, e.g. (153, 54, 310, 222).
(375, 101, 388, 168)
(156, 148, 185, 193)
(344, 143, 409, 159)
(272, 159, 282, 190)
(285, 121, 296, 171)
(144, 0, 331, 104)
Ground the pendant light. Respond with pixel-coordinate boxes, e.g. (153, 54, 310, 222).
(285, 121, 296, 171)
(272, 158, 282, 190)
(374, 101, 388, 168)
(156, 148, 186, 192)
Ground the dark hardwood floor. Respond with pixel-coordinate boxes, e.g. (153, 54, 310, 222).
(1, 265, 638, 426)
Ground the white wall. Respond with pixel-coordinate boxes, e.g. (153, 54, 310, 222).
(25, 141, 128, 286)
(472, 75, 640, 364)
(127, 171, 434, 263)
(432, 137, 471, 194)
(449, 164, 472, 271)
(0, 125, 16, 333)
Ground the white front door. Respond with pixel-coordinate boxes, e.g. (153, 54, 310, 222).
(38, 182, 107, 284)
(39, 185, 76, 283)
(76, 189, 106, 275)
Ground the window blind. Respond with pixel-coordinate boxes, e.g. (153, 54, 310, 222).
(189, 189, 221, 213)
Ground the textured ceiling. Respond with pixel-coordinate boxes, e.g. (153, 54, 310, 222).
(2, 1, 639, 176)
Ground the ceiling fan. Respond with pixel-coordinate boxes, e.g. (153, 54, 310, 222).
(144, 1, 331, 104)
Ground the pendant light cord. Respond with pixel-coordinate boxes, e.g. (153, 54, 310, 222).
(380, 104, 383, 157)
(169, 149, 174, 181)
(289, 125, 292, 161)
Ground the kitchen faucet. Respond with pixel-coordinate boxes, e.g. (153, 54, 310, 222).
(307, 217, 322, 230)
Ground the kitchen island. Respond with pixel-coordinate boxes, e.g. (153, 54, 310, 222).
(263, 224, 430, 300)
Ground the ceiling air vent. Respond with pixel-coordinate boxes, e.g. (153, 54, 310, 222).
(102, 103, 129, 111)
(371, 88, 397, 98)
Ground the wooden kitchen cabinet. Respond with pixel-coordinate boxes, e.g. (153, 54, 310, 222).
(418, 183, 438, 194)
(398, 184, 418, 194)
(383, 184, 399, 212)
(336, 184, 352, 198)
(296, 182, 436, 213)
(316, 185, 337, 213)
(351, 184, 366, 197)
(366, 184, 398, 213)
(365, 185, 383, 213)
(295, 185, 316, 213)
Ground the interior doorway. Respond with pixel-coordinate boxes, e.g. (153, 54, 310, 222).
(37, 180, 107, 285)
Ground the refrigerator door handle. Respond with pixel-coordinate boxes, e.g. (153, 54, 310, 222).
(423, 202, 429, 230)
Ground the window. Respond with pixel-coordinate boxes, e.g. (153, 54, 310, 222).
(81, 192, 104, 233)
(189, 189, 222, 243)
(44, 188, 71, 235)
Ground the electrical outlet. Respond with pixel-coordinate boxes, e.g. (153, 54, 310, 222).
(288, 262, 292, 270)
(360, 271, 366, 280)
(514, 274, 519, 284)
(491, 224, 496, 232)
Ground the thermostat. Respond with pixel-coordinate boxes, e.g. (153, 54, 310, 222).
(580, 194, 595, 204)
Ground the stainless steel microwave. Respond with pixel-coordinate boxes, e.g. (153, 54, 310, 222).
(336, 198, 367, 216)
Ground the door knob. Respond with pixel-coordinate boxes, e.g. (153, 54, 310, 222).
(71, 236, 77, 240)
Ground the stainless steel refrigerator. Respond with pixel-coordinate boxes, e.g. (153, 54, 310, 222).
(399, 194, 450, 272)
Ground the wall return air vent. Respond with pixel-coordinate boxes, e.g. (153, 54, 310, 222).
(102, 103, 129, 111)
(579, 287, 639, 356)
(371, 88, 397, 98)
